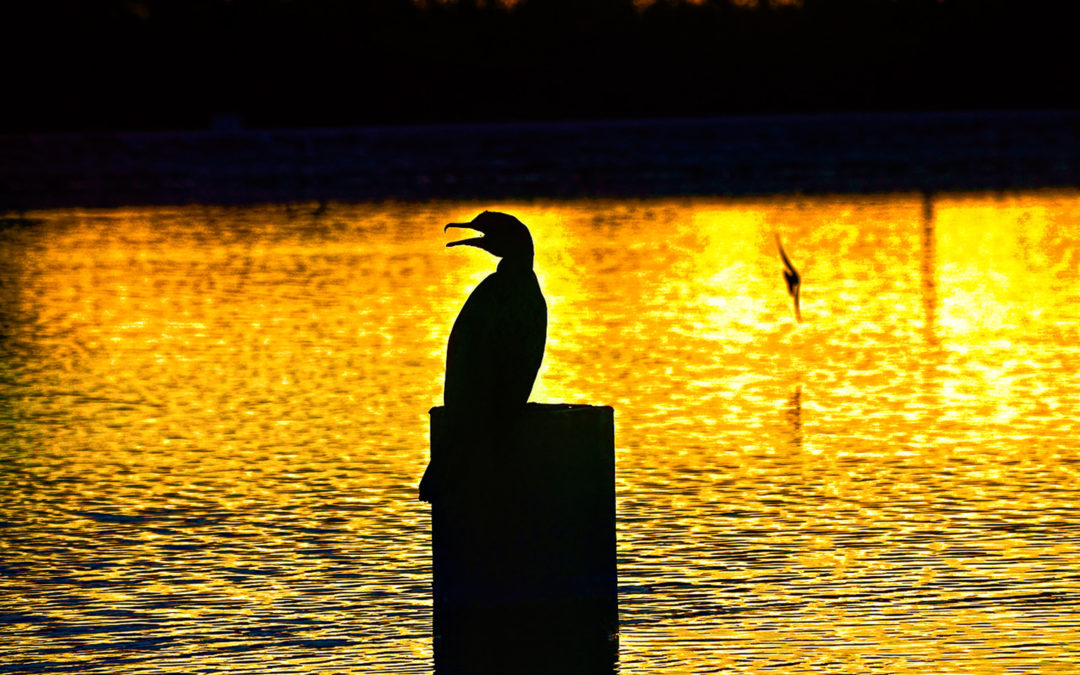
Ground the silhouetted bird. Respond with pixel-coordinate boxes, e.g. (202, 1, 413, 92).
(419, 211, 547, 503)
(775, 232, 801, 322)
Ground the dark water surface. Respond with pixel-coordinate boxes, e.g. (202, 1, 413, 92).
(5, 111, 1080, 210)
(2, 194, 1079, 673)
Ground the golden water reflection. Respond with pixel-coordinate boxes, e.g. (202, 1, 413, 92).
(1, 193, 1078, 672)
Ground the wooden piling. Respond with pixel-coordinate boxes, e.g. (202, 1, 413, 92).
(429, 403, 618, 673)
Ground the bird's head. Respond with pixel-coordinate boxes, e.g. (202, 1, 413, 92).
(445, 211, 534, 266)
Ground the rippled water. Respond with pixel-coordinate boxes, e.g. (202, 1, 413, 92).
(2, 194, 1079, 673)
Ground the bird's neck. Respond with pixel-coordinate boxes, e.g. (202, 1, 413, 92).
(497, 255, 534, 273)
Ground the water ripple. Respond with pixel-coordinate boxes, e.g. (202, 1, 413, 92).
(2, 196, 1079, 672)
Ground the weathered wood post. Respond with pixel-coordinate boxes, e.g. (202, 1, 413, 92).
(429, 402, 618, 673)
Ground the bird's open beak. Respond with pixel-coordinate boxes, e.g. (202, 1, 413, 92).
(444, 223, 486, 249)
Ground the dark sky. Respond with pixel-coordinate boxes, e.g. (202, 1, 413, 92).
(3, 0, 1078, 132)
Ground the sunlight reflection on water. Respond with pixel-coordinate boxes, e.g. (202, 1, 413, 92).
(1, 193, 1079, 673)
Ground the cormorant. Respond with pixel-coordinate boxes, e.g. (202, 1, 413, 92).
(775, 232, 801, 322)
(419, 211, 547, 503)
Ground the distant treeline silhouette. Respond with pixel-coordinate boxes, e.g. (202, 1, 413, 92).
(4, 0, 1077, 131)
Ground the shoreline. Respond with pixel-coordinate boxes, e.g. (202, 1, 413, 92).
(3, 110, 1079, 211)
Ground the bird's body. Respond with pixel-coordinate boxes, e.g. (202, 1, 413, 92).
(775, 233, 801, 322)
(420, 211, 547, 503)
(444, 261, 546, 416)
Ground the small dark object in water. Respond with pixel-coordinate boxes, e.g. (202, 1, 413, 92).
(775, 232, 801, 322)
